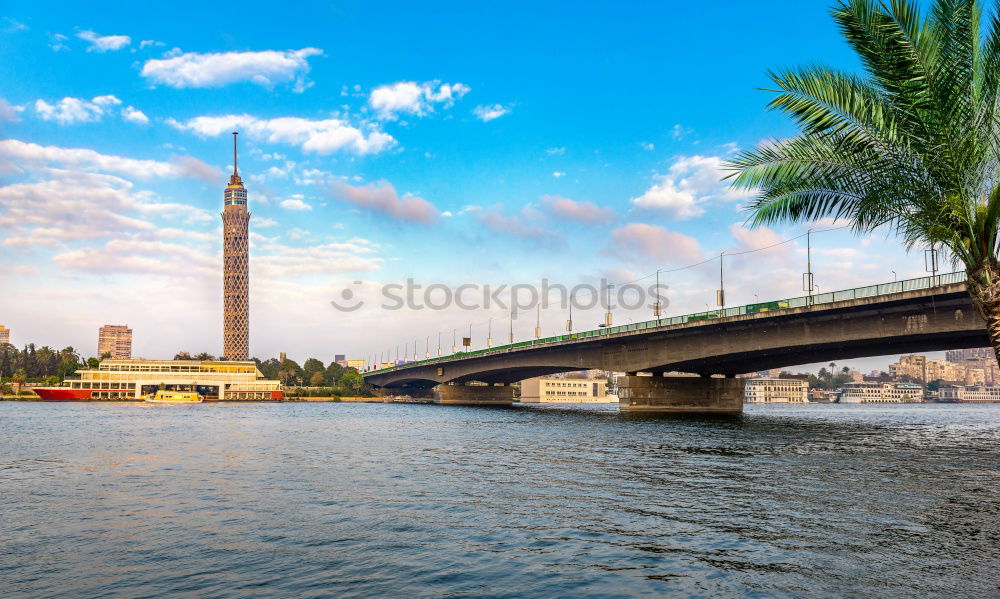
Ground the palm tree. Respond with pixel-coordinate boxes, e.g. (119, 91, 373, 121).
(12, 369, 26, 395)
(727, 0, 1000, 364)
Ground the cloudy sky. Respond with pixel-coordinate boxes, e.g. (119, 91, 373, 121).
(0, 1, 946, 371)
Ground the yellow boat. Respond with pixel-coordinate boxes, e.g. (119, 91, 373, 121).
(145, 390, 204, 404)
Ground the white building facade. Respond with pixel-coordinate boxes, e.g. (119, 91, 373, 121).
(744, 378, 809, 403)
(840, 382, 923, 403)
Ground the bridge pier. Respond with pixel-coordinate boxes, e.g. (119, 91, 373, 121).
(435, 383, 514, 406)
(618, 375, 744, 414)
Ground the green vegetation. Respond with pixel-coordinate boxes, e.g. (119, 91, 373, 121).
(728, 0, 1000, 365)
(253, 355, 373, 397)
(0, 343, 87, 391)
(805, 364, 856, 390)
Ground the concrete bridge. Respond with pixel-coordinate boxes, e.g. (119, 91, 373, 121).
(363, 273, 987, 413)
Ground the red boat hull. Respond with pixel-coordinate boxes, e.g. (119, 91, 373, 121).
(32, 388, 284, 401)
(32, 388, 95, 401)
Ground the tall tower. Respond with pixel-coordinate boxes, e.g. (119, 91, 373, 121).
(222, 132, 250, 360)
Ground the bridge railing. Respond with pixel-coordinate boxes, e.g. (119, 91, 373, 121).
(369, 271, 966, 373)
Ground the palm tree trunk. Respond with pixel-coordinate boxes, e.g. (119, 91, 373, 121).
(966, 263, 1000, 366)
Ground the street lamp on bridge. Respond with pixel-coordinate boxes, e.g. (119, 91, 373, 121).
(600, 284, 614, 327)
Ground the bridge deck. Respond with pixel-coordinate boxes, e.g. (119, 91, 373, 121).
(366, 272, 971, 384)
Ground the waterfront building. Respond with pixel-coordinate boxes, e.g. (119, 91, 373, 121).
(223, 132, 250, 361)
(889, 353, 975, 384)
(346, 359, 365, 370)
(0, 324, 9, 345)
(943, 347, 1000, 384)
(945, 348, 994, 362)
(97, 324, 132, 359)
(938, 385, 1000, 403)
(335, 354, 347, 367)
(966, 368, 987, 385)
(840, 382, 923, 403)
(889, 354, 927, 380)
(744, 378, 809, 403)
(32, 359, 282, 401)
(519, 377, 610, 403)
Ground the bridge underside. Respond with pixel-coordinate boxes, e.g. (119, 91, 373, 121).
(365, 284, 988, 390)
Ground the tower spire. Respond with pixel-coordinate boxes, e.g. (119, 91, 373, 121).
(229, 132, 242, 186)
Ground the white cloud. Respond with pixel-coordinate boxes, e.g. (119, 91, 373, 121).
(0, 139, 222, 183)
(34, 95, 121, 125)
(169, 114, 394, 155)
(333, 181, 438, 223)
(121, 106, 149, 125)
(254, 240, 383, 278)
(552, 171, 565, 178)
(139, 40, 163, 49)
(631, 154, 752, 219)
(279, 198, 312, 211)
(2, 17, 27, 32)
(141, 48, 323, 91)
(606, 223, 703, 266)
(641, 142, 655, 151)
(76, 30, 131, 52)
(254, 216, 278, 228)
(729, 224, 789, 258)
(49, 33, 69, 51)
(671, 124, 691, 140)
(0, 170, 204, 248)
(474, 205, 550, 241)
(55, 238, 215, 277)
(92, 95, 121, 107)
(0, 98, 22, 124)
(543, 196, 614, 224)
(473, 103, 511, 122)
(547, 147, 566, 156)
(368, 81, 470, 119)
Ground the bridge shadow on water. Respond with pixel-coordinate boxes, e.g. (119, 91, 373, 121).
(507, 402, 922, 448)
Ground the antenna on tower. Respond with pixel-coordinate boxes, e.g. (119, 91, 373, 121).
(232, 131, 239, 175)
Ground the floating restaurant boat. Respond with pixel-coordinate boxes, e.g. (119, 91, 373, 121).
(146, 390, 204, 404)
(32, 359, 284, 401)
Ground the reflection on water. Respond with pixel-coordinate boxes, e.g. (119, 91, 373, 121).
(1, 402, 998, 598)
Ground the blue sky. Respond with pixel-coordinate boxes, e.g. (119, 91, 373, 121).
(0, 1, 947, 371)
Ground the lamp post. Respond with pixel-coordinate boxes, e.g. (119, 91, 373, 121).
(602, 284, 614, 327)
(925, 245, 939, 285)
(535, 303, 541, 339)
(567, 292, 573, 333)
(717, 252, 725, 309)
(653, 268, 662, 324)
(804, 228, 815, 306)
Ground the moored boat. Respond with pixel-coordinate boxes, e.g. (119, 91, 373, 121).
(146, 390, 203, 404)
(31, 358, 284, 401)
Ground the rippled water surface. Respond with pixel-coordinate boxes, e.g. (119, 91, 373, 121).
(1, 402, 999, 598)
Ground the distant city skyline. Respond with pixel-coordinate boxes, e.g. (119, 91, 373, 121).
(0, 1, 950, 371)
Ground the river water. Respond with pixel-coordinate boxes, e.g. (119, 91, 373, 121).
(1, 402, 998, 598)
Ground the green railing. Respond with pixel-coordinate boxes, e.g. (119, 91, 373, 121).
(368, 271, 966, 374)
